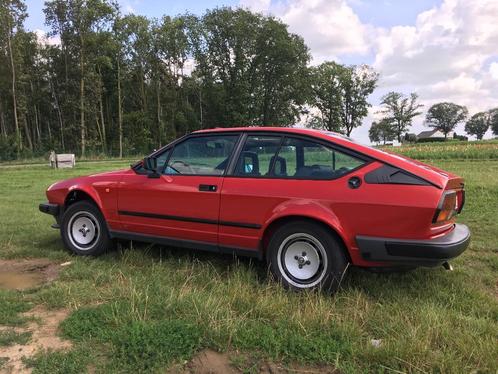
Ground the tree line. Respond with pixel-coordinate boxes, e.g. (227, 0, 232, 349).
(0, 0, 496, 161)
(0, 0, 378, 160)
(369, 93, 498, 144)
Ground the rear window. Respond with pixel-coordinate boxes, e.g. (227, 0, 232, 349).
(277, 137, 365, 179)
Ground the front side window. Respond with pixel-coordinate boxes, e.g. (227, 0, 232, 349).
(165, 135, 238, 175)
(276, 137, 365, 179)
(234, 136, 282, 177)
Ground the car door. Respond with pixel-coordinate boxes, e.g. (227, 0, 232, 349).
(118, 133, 240, 245)
(219, 134, 368, 251)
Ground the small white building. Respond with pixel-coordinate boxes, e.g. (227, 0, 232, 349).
(417, 129, 453, 139)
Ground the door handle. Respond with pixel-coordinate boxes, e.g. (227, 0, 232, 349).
(199, 184, 217, 192)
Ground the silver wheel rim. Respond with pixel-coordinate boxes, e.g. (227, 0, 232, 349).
(67, 211, 100, 251)
(277, 233, 328, 288)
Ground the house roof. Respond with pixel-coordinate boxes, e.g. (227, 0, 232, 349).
(417, 130, 438, 138)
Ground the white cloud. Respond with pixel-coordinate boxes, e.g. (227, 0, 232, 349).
(240, 0, 371, 63)
(34, 29, 60, 46)
(371, 0, 498, 141)
(238, 0, 498, 141)
(239, 0, 271, 13)
(490, 62, 498, 80)
(280, 0, 371, 63)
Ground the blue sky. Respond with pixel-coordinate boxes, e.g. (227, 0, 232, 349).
(26, 0, 498, 142)
(25, 0, 440, 36)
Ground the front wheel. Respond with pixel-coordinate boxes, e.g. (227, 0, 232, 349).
(61, 201, 113, 256)
(266, 221, 348, 293)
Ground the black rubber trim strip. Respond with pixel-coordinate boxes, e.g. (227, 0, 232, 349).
(355, 224, 470, 266)
(109, 230, 262, 260)
(364, 165, 432, 186)
(118, 210, 262, 229)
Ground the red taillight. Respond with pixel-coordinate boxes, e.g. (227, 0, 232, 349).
(433, 190, 458, 223)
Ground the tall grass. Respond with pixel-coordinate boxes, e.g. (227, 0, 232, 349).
(380, 139, 498, 160)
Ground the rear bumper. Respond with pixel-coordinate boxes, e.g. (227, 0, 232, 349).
(356, 224, 471, 267)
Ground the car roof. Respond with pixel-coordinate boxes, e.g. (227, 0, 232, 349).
(192, 126, 452, 188)
(192, 126, 350, 142)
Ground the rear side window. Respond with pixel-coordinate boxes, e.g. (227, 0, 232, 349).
(276, 137, 365, 179)
(166, 135, 238, 175)
(234, 136, 281, 177)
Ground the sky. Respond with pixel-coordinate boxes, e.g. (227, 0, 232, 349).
(25, 0, 498, 143)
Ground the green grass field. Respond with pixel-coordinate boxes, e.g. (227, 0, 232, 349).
(0, 154, 497, 373)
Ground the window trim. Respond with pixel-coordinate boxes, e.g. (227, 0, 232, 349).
(226, 132, 372, 180)
(161, 133, 243, 177)
(231, 134, 285, 178)
(133, 130, 373, 180)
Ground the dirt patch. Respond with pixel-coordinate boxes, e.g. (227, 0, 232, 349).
(0, 259, 60, 291)
(170, 349, 338, 374)
(0, 306, 71, 373)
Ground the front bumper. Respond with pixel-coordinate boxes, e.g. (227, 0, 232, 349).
(356, 224, 471, 267)
(39, 202, 60, 216)
(39, 202, 62, 228)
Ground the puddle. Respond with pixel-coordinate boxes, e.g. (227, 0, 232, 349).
(0, 259, 60, 291)
(0, 271, 45, 291)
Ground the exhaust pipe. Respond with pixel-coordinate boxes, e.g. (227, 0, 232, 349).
(442, 261, 453, 271)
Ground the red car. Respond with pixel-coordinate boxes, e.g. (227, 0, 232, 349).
(40, 127, 470, 292)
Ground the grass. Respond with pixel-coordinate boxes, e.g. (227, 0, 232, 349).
(0, 330, 31, 346)
(379, 139, 498, 159)
(0, 153, 497, 373)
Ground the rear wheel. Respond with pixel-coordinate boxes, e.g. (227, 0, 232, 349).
(266, 221, 348, 293)
(61, 201, 113, 256)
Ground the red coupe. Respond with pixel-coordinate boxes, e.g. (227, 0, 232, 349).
(40, 127, 470, 292)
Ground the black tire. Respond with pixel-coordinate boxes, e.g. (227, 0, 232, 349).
(266, 221, 348, 293)
(60, 200, 113, 256)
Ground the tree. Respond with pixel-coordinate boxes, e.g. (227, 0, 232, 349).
(44, 0, 116, 156)
(0, 0, 27, 154)
(490, 108, 498, 136)
(425, 102, 468, 139)
(369, 119, 395, 144)
(193, 8, 310, 128)
(464, 112, 489, 140)
(378, 92, 423, 142)
(308, 62, 377, 136)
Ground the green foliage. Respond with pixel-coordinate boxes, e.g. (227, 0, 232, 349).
(380, 139, 498, 159)
(416, 137, 447, 143)
(489, 107, 498, 136)
(368, 118, 395, 144)
(0, 330, 31, 346)
(378, 92, 423, 142)
(23, 349, 90, 374)
(465, 112, 490, 140)
(0, 290, 31, 326)
(425, 102, 468, 138)
(307, 62, 377, 136)
(0, 3, 318, 160)
(111, 320, 201, 372)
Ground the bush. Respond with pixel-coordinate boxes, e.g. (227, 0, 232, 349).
(416, 137, 447, 143)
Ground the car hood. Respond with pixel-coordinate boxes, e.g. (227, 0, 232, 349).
(48, 168, 129, 191)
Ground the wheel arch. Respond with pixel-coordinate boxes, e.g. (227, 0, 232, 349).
(260, 215, 352, 263)
(64, 187, 103, 213)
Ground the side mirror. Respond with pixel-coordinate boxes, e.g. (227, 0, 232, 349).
(143, 156, 160, 178)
